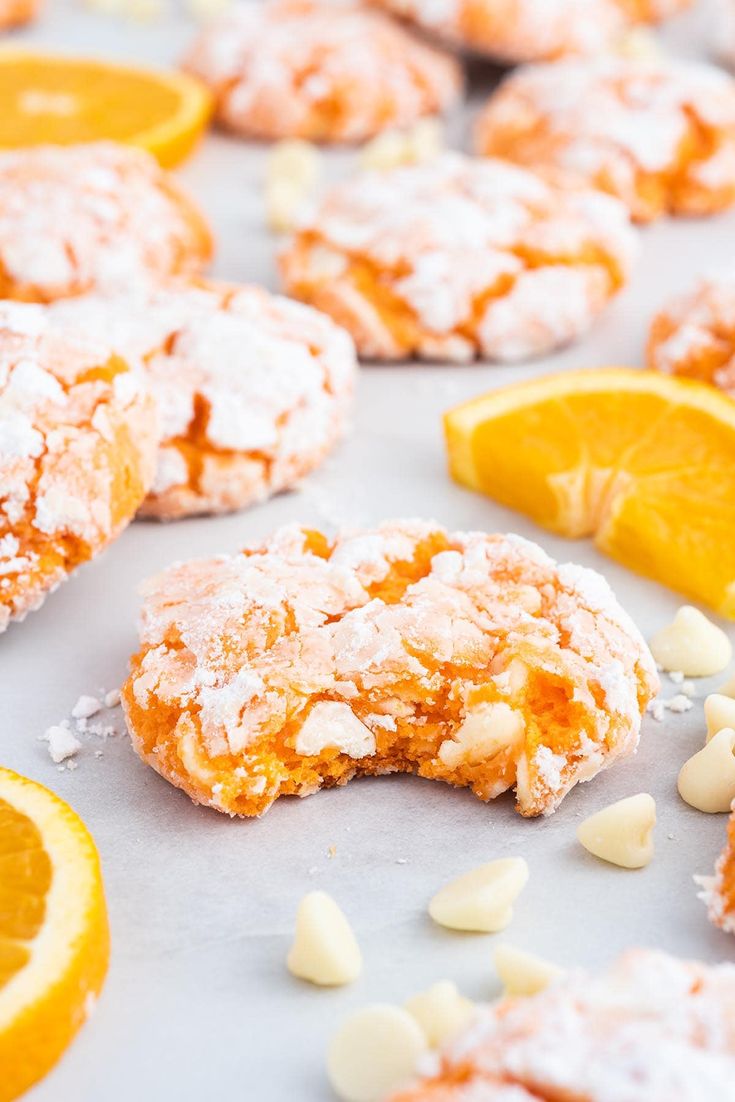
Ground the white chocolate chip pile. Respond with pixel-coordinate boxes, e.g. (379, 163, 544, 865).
(265, 140, 321, 234)
(428, 858, 529, 933)
(650, 606, 733, 676)
(577, 793, 656, 868)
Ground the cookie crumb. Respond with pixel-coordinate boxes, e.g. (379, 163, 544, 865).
(46, 725, 81, 764)
(72, 695, 102, 720)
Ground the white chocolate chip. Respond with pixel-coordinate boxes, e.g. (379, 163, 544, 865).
(360, 119, 444, 172)
(327, 1004, 428, 1102)
(649, 607, 732, 677)
(705, 694, 735, 741)
(45, 725, 81, 764)
(287, 890, 362, 987)
(615, 27, 664, 61)
(493, 944, 564, 998)
(677, 728, 735, 814)
(718, 671, 735, 698)
(577, 794, 656, 869)
(103, 688, 121, 709)
(438, 702, 524, 769)
(265, 140, 320, 233)
(404, 981, 474, 1048)
(428, 858, 529, 933)
(294, 702, 376, 759)
(71, 694, 101, 719)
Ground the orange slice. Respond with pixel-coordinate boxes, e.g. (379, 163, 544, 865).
(0, 50, 212, 167)
(444, 368, 735, 618)
(0, 767, 109, 1102)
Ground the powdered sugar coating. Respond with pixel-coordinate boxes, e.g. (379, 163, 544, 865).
(391, 950, 735, 1102)
(0, 143, 212, 303)
(182, 0, 462, 143)
(476, 56, 735, 223)
(647, 271, 735, 395)
(0, 301, 158, 632)
(122, 520, 658, 818)
(370, 0, 691, 64)
(50, 280, 356, 519)
(280, 153, 638, 362)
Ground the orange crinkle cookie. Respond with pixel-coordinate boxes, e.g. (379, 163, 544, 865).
(698, 810, 735, 937)
(0, 302, 158, 632)
(475, 56, 735, 223)
(389, 950, 735, 1102)
(0, 0, 37, 27)
(121, 521, 658, 818)
(647, 272, 735, 396)
(369, 0, 691, 65)
(0, 142, 212, 303)
(181, 0, 462, 143)
(49, 280, 356, 519)
(279, 153, 638, 363)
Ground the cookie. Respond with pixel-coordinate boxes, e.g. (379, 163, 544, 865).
(647, 272, 735, 396)
(0, 302, 157, 632)
(369, 0, 691, 65)
(0, 142, 212, 303)
(390, 950, 735, 1101)
(475, 56, 735, 223)
(0, 0, 37, 27)
(121, 521, 658, 818)
(700, 811, 735, 937)
(279, 153, 638, 362)
(181, 0, 462, 143)
(51, 280, 356, 519)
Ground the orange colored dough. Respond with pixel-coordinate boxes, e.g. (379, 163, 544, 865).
(648, 272, 735, 395)
(0, 142, 212, 303)
(369, 0, 691, 64)
(0, 301, 158, 631)
(50, 280, 356, 519)
(122, 521, 657, 818)
(475, 56, 735, 223)
(183, 0, 461, 143)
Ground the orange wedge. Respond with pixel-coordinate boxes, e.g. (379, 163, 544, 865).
(0, 50, 212, 166)
(0, 767, 109, 1101)
(444, 368, 735, 618)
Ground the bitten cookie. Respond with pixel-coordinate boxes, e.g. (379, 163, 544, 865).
(122, 521, 658, 818)
(280, 153, 638, 362)
(369, 0, 691, 65)
(0, 143, 212, 303)
(390, 950, 735, 1101)
(51, 280, 356, 519)
(647, 272, 735, 396)
(182, 0, 462, 143)
(475, 56, 735, 223)
(0, 302, 157, 632)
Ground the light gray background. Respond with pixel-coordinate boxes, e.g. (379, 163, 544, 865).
(3, 2, 735, 1098)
